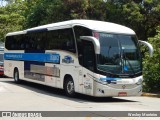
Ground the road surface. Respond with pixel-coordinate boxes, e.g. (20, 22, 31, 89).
(0, 78, 159, 120)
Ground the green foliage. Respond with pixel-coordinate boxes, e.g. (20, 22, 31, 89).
(25, 0, 70, 27)
(86, 0, 107, 20)
(0, 0, 160, 40)
(106, 0, 160, 40)
(143, 27, 160, 92)
(0, 1, 25, 41)
(25, 0, 108, 28)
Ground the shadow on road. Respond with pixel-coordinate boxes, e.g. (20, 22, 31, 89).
(1, 79, 138, 103)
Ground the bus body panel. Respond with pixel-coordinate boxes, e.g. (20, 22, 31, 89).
(94, 82, 142, 97)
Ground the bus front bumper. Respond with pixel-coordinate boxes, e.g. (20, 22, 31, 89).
(93, 82, 142, 97)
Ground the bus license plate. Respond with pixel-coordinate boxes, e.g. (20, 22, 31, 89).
(118, 92, 127, 96)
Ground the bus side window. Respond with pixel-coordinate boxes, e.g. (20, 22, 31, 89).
(5, 36, 10, 50)
(6, 35, 24, 50)
(47, 28, 76, 53)
(36, 32, 46, 50)
(47, 30, 60, 50)
(73, 26, 92, 65)
(61, 29, 75, 53)
(24, 34, 32, 50)
(6, 36, 12, 50)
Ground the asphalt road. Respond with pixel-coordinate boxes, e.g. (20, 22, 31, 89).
(0, 78, 159, 120)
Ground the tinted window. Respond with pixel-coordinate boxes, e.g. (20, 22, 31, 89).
(5, 34, 24, 50)
(26, 32, 46, 50)
(73, 26, 92, 65)
(82, 41, 95, 71)
(47, 28, 76, 53)
(74, 26, 92, 43)
(5, 28, 76, 53)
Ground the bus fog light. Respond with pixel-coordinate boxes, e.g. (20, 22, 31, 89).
(98, 89, 105, 94)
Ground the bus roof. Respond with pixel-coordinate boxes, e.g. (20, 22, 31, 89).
(6, 20, 135, 36)
(6, 31, 26, 36)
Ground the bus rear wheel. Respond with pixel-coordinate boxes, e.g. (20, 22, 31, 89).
(64, 77, 75, 97)
(14, 69, 21, 83)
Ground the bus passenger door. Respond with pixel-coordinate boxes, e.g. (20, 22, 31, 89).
(78, 40, 95, 95)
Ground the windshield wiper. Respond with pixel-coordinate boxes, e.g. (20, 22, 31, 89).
(122, 49, 136, 77)
(97, 68, 120, 77)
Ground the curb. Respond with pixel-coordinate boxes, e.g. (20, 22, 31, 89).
(141, 92, 160, 98)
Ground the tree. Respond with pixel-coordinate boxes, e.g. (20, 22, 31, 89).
(86, 0, 107, 20)
(25, 0, 108, 28)
(143, 26, 160, 93)
(124, 0, 160, 40)
(0, 1, 25, 41)
(1, 0, 160, 42)
(25, 0, 64, 28)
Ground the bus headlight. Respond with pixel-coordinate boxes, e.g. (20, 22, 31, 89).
(87, 74, 108, 85)
(93, 77, 108, 85)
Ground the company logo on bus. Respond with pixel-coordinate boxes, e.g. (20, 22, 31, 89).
(62, 55, 74, 64)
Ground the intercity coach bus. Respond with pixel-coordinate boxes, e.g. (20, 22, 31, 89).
(4, 20, 153, 97)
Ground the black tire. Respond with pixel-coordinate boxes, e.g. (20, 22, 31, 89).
(14, 69, 21, 83)
(64, 77, 75, 97)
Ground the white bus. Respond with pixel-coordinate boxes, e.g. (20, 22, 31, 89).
(4, 20, 153, 97)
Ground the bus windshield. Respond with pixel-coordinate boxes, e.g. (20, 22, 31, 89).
(96, 32, 142, 76)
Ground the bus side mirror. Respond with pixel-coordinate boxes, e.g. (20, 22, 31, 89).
(139, 40, 153, 57)
(80, 36, 100, 54)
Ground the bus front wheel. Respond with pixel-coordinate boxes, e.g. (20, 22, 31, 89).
(14, 69, 21, 83)
(64, 77, 75, 97)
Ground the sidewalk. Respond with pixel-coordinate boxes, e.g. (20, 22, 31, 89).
(142, 92, 160, 98)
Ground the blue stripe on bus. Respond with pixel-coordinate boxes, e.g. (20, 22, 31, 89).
(100, 77, 121, 81)
(4, 53, 60, 63)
